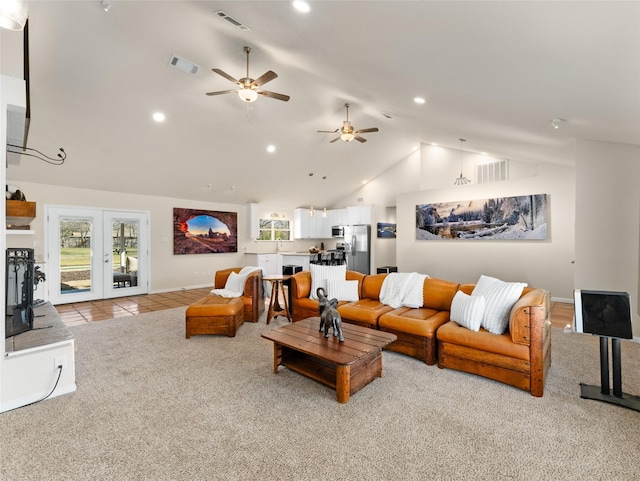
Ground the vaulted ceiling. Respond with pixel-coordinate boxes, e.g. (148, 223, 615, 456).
(3, 1, 639, 209)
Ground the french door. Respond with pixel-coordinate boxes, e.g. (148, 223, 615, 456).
(46, 206, 149, 305)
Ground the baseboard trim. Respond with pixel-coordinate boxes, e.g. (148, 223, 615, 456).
(551, 296, 573, 304)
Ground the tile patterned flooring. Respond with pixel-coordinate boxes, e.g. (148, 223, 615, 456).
(55, 287, 212, 326)
(55, 286, 575, 329)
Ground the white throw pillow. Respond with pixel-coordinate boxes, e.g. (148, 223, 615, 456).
(471, 275, 527, 334)
(224, 271, 244, 294)
(450, 291, 486, 332)
(310, 264, 347, 300)
(325, 279, 359, 302)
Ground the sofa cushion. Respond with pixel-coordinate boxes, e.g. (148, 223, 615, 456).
(224, 271, 245, 293)
(378, 307, 450, 338)
(361, 274, 387, 300)
(423, 278, 461, 311)
(326, 279, 360, 302)
(471, 275, 527, 335)
(450, 291, 485, 332)
(338, 299, 394, 329)
(310, 264, 347, 300)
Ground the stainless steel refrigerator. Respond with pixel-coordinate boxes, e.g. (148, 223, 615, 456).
(344, 224, 371, 275)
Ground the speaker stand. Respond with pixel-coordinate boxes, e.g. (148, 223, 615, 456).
(580, 336, 640, 412)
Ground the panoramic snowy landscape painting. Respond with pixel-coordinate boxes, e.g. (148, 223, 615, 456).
(416, 194, 547, 240)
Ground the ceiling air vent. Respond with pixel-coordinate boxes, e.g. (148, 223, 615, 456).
(475, 159, 509, 184)
(214, 10, 251, 30)
(168, 54, 199, 75)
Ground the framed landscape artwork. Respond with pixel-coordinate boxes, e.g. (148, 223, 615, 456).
(173, 208, 238, 254)
(377, 222, 397, 238)
(416, 194, 547, 240)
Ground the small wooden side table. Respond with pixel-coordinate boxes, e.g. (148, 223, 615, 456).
(263, 275, 291, 324)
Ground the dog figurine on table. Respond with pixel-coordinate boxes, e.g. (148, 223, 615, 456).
(317, 287, 344, 342)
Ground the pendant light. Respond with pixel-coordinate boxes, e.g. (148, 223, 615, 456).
(322, 176, 328, 218)
(454, 138, 471, 186)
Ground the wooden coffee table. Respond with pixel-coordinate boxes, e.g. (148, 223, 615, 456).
(261, 317, 397, 403)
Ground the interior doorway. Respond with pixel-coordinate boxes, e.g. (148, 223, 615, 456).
(46, 206, 149, 305)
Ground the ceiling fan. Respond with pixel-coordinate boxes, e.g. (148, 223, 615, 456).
(318, 103, 379, 143)
(206, 46, 290, 103)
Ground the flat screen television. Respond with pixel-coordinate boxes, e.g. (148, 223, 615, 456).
(573, 289, 633, 340)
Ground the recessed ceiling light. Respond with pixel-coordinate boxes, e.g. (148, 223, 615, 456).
(292, 1, 311, 13)
(267, 145, 276, 153)
(414, 97, 426, 104)
(551, 118, 563, 129)
(152, 112, 165, 122)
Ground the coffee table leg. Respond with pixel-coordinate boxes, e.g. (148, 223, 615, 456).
(273, 343, 282, 373)
(336, 365, 351, 404)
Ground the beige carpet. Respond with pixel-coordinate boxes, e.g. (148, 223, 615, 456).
(1, 307, 640, 481)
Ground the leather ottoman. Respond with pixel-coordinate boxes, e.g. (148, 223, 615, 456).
(185, 295, 244, 338)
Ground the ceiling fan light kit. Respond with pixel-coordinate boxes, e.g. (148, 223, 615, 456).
(238, 88, 258, 103)
(318, 103, 379, 143)
(207, 46, 290, 103)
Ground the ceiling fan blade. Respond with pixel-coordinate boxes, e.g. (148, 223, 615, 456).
(258, 90, 290, 102)
(329, 137, 341, 143)
(206, 89, 238, 96)
(251, 70, 278, 87)
(355, 127, 379, 134)
(317, 129, 339, 133)
(354, 135, 367, 143)
(212, 68, 241, 86)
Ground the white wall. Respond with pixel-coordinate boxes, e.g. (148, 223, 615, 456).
(334, 149, 421, 209)
(6, 181, 251, 293)
(574, 139, 640, 336)
(5, 181, 348, 293)
(397, 162, 576, 301)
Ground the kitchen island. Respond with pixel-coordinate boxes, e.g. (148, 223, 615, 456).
(278, 252, 313, 272)
(244, 251, 314, 276)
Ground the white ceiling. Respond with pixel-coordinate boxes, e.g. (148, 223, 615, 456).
(3, 1, 639, 209)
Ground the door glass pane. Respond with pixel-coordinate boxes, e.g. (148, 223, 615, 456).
(60, 219, 92, 295)
(111, 220, 139, 289)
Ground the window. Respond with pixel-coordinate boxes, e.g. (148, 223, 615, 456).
(258, 219, 290, 241)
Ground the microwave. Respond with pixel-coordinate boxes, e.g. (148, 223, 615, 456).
(331, 226, 345, 238)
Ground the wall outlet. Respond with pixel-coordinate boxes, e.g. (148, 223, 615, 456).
(54, 356, 66, 371)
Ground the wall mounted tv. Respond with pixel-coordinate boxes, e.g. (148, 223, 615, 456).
(573, 289, 633, 340)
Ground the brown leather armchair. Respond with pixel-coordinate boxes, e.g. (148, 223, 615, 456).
(213, 268, 264, 323)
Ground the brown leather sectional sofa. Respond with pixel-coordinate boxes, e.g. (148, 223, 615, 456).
(289, 270, 551, 397)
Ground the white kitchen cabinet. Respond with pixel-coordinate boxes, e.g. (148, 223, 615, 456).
(330, 208, 348, 227)
(316, 213, 329, 238)
(294, 208, 321, 239)
(347, 205, 372, 225)
(280, 253, 311, 272)
(245, 253, 278, 276)
(247, 203, 260, 239)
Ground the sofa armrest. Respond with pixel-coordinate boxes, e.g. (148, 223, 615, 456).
(244, 271, 263, 299)
(509, 288, 551, 346)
